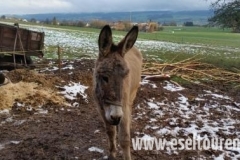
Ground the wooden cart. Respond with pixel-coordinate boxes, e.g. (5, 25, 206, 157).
(0, 23, 44, 69)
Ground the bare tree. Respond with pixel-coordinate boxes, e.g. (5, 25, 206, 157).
(208, 0, 240, 32)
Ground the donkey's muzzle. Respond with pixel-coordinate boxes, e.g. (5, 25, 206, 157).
(109, 105, 123, 125)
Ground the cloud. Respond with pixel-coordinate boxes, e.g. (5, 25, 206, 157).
(0, 0, 73, 14)
(0, 0, 212, 15)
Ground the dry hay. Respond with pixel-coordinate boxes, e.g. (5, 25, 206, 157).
(142, 57, 240, 88)
(0, 82, 67, 110)
(6, 69, 59, 88)
(0, 69, 67, 110)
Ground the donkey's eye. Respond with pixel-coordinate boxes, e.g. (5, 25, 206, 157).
(102, 76, 109, 83)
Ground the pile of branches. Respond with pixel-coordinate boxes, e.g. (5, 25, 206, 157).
(142, 57, 240, 88)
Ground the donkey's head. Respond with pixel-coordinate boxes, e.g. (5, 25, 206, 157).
(94, 25, 139, 125)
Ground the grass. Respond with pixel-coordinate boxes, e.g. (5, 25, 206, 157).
(138, 27, 240, 49)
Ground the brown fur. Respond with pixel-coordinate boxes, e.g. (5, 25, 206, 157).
(93, 25, 142, 160)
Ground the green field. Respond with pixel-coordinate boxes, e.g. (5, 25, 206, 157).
(57, 25, 240, 50)
(139, 27, 240, 48)
(53, 25, 240, 48)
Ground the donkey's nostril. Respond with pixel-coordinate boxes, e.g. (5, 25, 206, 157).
(110, 116, 120, 121)
(110, 116, 121, 125)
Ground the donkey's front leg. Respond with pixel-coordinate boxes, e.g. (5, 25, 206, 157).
(105, 124, 117, 160)
(118, 111, 132, 160)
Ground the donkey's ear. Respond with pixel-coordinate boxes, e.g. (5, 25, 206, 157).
(118, 25, 139, 57)
(98, 25, 113, 57)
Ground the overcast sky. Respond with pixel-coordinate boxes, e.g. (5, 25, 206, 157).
(0, 0, 213, 15)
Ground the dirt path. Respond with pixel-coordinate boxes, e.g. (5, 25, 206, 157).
(0, 59, 239, 160)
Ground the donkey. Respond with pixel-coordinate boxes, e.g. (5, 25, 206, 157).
(93, 25, 142, 160)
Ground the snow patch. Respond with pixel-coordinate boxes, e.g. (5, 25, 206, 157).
(88, 147, 104, 153)
(163, 81, 185, 92)
(59, 82, 88, 101)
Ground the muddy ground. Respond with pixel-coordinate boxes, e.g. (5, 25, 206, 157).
(0, 59, 240, 160)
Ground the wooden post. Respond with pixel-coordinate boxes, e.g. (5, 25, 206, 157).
(57, 45, 62, 74)
(17, 31, 27, 65)
(13, 29, 18, 69)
